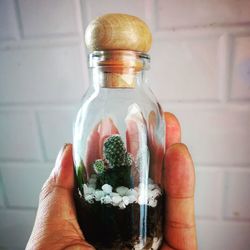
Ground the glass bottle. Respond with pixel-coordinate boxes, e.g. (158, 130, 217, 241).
(73, 14, 165, 250)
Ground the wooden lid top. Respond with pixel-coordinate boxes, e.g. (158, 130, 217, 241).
(85, 13, 152, 53)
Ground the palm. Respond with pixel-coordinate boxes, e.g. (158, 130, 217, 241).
(26, 112, 197, 250)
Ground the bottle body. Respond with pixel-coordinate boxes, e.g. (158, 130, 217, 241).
(73, 51, 165, 249)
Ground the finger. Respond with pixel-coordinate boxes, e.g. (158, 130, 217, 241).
(49, 143, 74, 190)
(163, 143, 197, 250)
(126, 109, 152, 187)
(86, 122, 101, 178)
(126, 118, 140, 186)
(40, 144, 75, 210)
(126, 118, 139, 158)
(164, 112, 181, 149)
(148, 111, 164, 184)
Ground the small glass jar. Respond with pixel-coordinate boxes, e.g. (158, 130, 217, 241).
(73, 50, 165, 249)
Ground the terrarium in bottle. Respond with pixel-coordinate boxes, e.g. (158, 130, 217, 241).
(73, 14, 165, 249)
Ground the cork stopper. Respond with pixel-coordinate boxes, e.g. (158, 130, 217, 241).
(85, 14, 152, 88)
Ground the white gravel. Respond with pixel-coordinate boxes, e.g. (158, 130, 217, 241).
(82, 178, 162, 209)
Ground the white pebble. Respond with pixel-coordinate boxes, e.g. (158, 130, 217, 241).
(85, 194, 94, 203)
(122, 196, 130, 206)
(94, 190, 104, 201)
(83, 184, 88, 192)
(84, 184, 95, 195)
(110, 192, 119, 197)
(119, 202, 126, 209)
(102, 184, 112, 194)
(148, 198, 157, 207)
(148, 183, 155, 190)
(133, 242, 144, 250)
(128, 195, 137, 204)
(112, 195, 122, 205)
(116, 186, 129, 196)
(151, 189, 161, 198)
(101, 195, 112, 204)
(78, 189, 83, 197)
(126, 188, 138, 197)
(152, 237, 162, 250)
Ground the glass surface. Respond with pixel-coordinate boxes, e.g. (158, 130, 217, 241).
(73, 51, 165, 249)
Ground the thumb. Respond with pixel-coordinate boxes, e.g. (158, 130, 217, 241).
(46, 143, 74, 192)
(38, 143, 76, 219)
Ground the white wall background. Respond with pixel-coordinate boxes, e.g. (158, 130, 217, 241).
(0, 0, 250, 249)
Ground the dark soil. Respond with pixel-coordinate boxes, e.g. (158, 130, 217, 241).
(74, 187, 164, 249)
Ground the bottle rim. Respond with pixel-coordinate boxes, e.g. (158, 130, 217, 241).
(88, 50, 150, 71)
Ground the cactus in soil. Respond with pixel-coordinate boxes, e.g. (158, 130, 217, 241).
(92, 134, 133, 189)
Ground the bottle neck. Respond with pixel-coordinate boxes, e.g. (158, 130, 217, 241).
(88, 50, 150, 89)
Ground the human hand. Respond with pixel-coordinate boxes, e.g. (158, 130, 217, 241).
(26, 144, 94, 250)
(26, 112, 197, 250)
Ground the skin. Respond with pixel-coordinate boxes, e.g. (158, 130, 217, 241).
(26, 112, 197, 250)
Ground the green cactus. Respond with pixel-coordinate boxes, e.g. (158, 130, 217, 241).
(91, 134, 133, 189)
(93, 159, 105, 174)
(103, 135, 126, 168)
